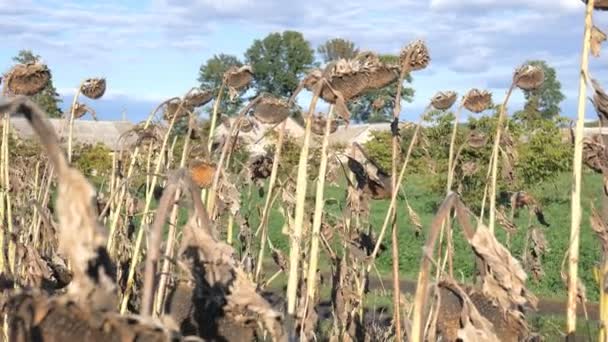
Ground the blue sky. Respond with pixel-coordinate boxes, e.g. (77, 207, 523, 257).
(2, 0, 608, 123)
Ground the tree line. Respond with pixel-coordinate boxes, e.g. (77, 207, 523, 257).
(9, 32, 565, 124)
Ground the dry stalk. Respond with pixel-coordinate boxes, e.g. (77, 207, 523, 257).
(66, 80, 85, 163)
(153, 113, 197, 316)
(567, 0, 595, 336)
(119, 96, 192, 314)
(389, 66, 413, 340)
(207, 81, 226, 154)
(356, 110, 424, 306)
(304, 105, 334, 308)
(488, 84, 516, 233)
(286, 82, 321, 320)
(206, 97, 260, 216)
(107, 96, 181, 251)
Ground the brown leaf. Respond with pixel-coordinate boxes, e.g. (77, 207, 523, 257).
(591, 26, 607, 57)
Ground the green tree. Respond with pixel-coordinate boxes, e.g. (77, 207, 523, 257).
(349, 54, 415, 123)
(197, 53, 243, 116)
(515, 60, 565, 123)
(12, 50, 63, 118)
(245, 31, 315, 97)
(317, 38, 359, 63)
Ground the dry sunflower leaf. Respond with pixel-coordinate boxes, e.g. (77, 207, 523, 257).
(69, 102, 97, 120)
(591, 26, 607, 57)
(405, 199, 423, 236)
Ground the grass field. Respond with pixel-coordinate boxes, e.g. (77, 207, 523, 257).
(229, 170, 604, 302)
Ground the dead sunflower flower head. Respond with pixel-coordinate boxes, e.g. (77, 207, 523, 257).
(224, 65, 254, 100)
(5, 62, 51, 96)
(513, 64, 545, 91)
(80, 78, 106, 99)
(467, 130, 488, 149)
(162, 99, 191, 121)
(399, 39, 430, 72)
(311, 113, 338, 136)
(184, 88, 214, 108)
(463, 89, 492, 113)
(252, 94, 290, 124)
(431, 90, 458, 110)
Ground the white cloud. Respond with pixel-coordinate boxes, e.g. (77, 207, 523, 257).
(429, 0, 582, 12)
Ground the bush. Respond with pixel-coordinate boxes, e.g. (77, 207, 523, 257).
(73, 143, 113, 180)
(516, 118, 572, 189)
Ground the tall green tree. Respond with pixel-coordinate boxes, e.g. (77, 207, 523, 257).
(12, 50, 63, 118)
(317, 38, 359, 63)
(197, 53, 243, 116)
(245, 31, 315, 97)
(348, 55, 415, 123)
(514, 60, 565, 124)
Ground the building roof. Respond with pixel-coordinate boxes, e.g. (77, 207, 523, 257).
(10, 116, 135, 151)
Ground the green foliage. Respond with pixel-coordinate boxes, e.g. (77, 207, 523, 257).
(12, 50, 63, 118)
(197, 53, 243, 116)
(245, 31, 315, 97)
(362, 130, 393, 172)
(317, 38, 359, 63)
(263, 131, 320, 180)
(73, 143, 113, 179)
(349, 55, 414, 123)
(515, 60, 565, 122)
(517, 118, 572, 188)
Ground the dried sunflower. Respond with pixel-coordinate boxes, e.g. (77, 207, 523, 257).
(302, 52, 401, 122)
(224, 65, 253, 100)
(252, 94, 290, 124)
(431, 91, 458, 110)
(4, 62, 50, 96)
(80, 78, 106, 99)
(162, 99, 191, 121)
(184, 88, 214, 108)
(463, 89, 492, 113)
(467, 130, 488, 149)
(399, 40, 431, 72)
(513, 64, 544, 91)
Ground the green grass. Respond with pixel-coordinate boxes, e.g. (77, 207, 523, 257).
(230, 170, 604, 302)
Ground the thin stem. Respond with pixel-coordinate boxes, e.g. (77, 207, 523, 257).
(567, 0, 594, 335)
(67, 81, 85, 163)
(305, 105, 334, 304)
(207, 82, 226, 154)
(254, 119, 288, 281)
(488, 83, 516, 233)
(390, 69, 408, 342)
(286, 83, 321, 318)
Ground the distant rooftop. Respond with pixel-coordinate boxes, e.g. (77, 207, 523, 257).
(10, 116, 135, 151)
